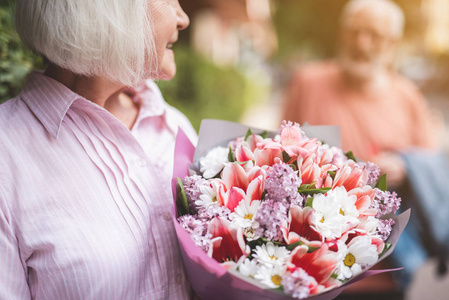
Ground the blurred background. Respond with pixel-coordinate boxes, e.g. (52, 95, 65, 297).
(4, 0, 449, 150)
(1, 0, 448, 298)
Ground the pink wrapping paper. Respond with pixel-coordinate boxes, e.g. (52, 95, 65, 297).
(172, 120, 410, 300)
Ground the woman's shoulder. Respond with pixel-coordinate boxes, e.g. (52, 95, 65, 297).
(0, 96, 30, 133)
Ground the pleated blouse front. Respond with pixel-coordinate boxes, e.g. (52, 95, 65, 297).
(0, 72, 197, 300)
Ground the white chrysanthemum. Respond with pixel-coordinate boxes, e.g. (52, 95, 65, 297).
(357, 216, 379, 234)
(238, 258, 259, 278)
(200, 146, 229, 178)
(337, 187, 359, 218)
(195, 183, 220, 208)
(231, 198, 261, 229)
(312, 189, 346, 239)
(334, 236, 379, 281)
(253, 242, 291, 267)
(254, 264, 287, 288)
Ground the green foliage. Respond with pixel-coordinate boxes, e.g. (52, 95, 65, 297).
(272, 0, 347, 61)
(175, 177, 190, 217)
(0, 4, 44, 102)
(345, 150, 357, 162)
(244, 129, 253, 141)
(375, 174, 388, 191)
(157, 46, 258, 131)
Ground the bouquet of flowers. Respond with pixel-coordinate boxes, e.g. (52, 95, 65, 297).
(172, 119, 409, 300)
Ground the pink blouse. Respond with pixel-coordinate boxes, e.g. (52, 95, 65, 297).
(0, 72, 197, 299)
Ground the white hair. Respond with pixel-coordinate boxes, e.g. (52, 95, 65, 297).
(15, 0, 157, 87)
(341, 0, 405, 39)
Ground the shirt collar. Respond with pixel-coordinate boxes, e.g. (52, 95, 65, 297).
(127, 80, 166, 117)
(19, 71, 81, 139)
(20, 72, 174, 138)
(126, 79, 177, 133)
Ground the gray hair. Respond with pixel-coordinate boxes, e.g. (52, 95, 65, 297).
(340, 0, 405, 39)
(15, 0, 157, 86)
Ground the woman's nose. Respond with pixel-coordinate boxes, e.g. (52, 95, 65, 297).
(177, 4, 190, 30)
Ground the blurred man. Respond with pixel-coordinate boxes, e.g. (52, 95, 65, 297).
(283, 0, 437, 189)
(283, 1, 441, 299)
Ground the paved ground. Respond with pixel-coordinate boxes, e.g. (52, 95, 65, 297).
(406, 259, 449, 300)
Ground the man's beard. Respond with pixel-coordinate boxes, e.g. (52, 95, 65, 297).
(338, 51, 388, 83)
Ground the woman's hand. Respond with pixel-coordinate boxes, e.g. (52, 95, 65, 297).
(372, 151, 406, 188)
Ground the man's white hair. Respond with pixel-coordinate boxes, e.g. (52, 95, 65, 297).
(340, 0, 405, 39)
(15, 0, 157, 87)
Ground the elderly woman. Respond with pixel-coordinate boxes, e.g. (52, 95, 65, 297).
(0, 0, 197, 299)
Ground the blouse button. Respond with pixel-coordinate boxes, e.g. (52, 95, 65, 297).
(137, 159, 147, 168)
(163, 212, 171, 221)
(175, 273, 183, 284)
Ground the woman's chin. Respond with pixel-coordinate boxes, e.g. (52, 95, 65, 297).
(155, 64, 176, 81)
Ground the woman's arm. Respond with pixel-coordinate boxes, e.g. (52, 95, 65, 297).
(0, 188, 31, 299)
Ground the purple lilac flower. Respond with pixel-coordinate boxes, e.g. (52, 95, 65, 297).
(265, 163, 303, 205)
(178, 214, 206, 235)
(178, 215, 212, 252)
(376, 219, 395, 241)
(282, 268, 313, 299)
(182, 175, 208, 213)
(197, 205, 231, 222)
(255, 198, 290, 242)
(371, 188, 401, 217)
(359, 161, 381, 186)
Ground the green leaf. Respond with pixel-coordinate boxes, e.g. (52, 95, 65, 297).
(286, 241, 319, 252)
(260, 130, 268, 139)
(175, 177, 190, 217)
(260, 238, 285, 246)
(307, 245, 320, 253)
(327, 171, 337, 180)
(304, 197, 314, 207)
(345, 151, 357, 162)
(375, 174, 388, 191)
(299, 182, 317, 190)
(298, 187, 331, 196)
(286, 241, 303, 251)
(289, 163, 297, 171)
(227, 146, 236, 162)
(244, 129, 253, 141)
(282, 151, 292, 163)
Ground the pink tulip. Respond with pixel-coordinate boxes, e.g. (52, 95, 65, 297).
(332, 161, 369, 191)
(371, 235, 386, 254)
(235, 144, 256, 162)
(254, 141, 283, 167)
(280, 123, 303, 146)
(348, 186, 377, 216)
(222, 163, 249, 191)
(245, 175, 264, 203)
(282, 206, 323, 245)
(208, 217, 249, 265)
(298, 155, 322, 186)
(218, 164, 266, 211)
(246, 134, 265, 152)
(288, 243, 340, 289)
(220, 187, 246, 212)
